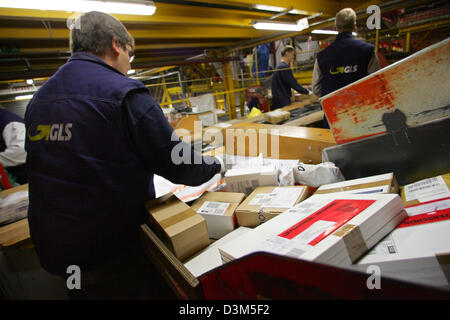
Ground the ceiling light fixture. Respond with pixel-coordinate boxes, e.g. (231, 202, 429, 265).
(0, 0, 156, 15)
(26, 79, 34, 85)
(253, 17, 309, 32)
(311, 30, 357, 36)
(15, 94, 34, 100)
(254, 4, 285, 12)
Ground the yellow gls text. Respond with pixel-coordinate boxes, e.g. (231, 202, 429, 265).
(28, 123, 73, 142)
(330, 65, 358, 75)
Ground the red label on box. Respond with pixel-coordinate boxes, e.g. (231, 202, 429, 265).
(397, 197, 450, 228)
(278, 199, 375, 245)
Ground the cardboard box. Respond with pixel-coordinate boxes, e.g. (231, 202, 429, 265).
(224, 123, 335, 163)
(202, 122, 234, 146)
(188, 93, 216, 113)
(183, 227, 251, 277)
(191, 191, 245, 239)
(0, 218, 30, 248)
(145, 193, 210, 261)
(355, 197, 450, 287)
(400, 173, 450, 207)
(235, 186, 308, 227)
(219, 194, 407, 267)
(0, 184, 29, 227)
(264, 110, 291, 124)
(315, 173, 399, 196)
(224, 165, 278, 195)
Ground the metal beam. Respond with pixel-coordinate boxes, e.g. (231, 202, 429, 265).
(0, 56, 241, 81)
(0, 25, 272, 40)
(224, 0, 433, 52)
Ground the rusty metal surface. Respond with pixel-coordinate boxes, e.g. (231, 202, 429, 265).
(321, 38, 450, 144)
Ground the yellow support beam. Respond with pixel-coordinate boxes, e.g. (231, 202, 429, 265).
(192, 0, 339, 17)
(0, 25, 273, 40)
(405, 32, 411, 52)
(223, 61, 237, 119)
(15, 42, 237, 54)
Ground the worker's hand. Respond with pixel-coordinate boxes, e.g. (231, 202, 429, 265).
(214, 156, 227, 174)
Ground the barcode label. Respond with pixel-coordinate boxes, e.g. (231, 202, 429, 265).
(286, 248, 305, 259)
(404, 176, 450, 203)
(206, 202, 220, 209)
(197, 201, 230, 216)
(287, 201, 327, 215)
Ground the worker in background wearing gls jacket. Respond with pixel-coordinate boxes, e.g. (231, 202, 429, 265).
(271, 46, 310, 109)
(312, 8, 380, 128)
(0, 108, 27, 185)
(24, 11, 224, 299)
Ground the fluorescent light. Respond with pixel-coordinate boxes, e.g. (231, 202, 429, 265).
(26, 79, 34, 85)
(254, 4, 286, 12)
(0, 0, 156, 15)
(127, 69, 136, 75)
(254, 18, 309, 32)
(290, 9, 313, 15)
(254, 22, 301, 31)
(312, 30, 357, 36)
(297, 17, 309, 30)
(311, 30, 338, 35)
(15, 94, 33, 100)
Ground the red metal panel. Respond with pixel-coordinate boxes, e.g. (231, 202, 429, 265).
(199, 252, 450, 299)
(321, 38, 450, 144)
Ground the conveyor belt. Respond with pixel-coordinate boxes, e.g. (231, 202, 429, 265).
(260, 103, 322, 125)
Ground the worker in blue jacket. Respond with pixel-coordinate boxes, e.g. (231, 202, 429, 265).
(312, 8, 380, 127)
(271, 46, 310, 109)
(24, 11, 223, 299)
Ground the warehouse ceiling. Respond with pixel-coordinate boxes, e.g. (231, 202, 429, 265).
(0, 0, 449, 84)
(0, 0, 389, 81)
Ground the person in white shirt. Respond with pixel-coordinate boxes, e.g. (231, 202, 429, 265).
(0, 108, 27, 184)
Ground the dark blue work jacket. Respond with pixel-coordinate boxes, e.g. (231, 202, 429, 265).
(25, 52, 219, 274)
(317, 32, 374, 97)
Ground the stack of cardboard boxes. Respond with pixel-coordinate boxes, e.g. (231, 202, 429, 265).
(355, 174, 450, 287)
(143, 170, 450, 289)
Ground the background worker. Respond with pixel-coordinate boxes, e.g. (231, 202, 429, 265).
(25, 11, 223, 299)
(271, 46, 310, 109)
(0, 108, 27, 185)
(312, 7, 381, 127)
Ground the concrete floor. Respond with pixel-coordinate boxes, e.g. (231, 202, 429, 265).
(0, 239, 69, 299)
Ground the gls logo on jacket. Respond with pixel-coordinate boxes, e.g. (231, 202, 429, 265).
(329, 65, 358, 75)
(28, 123, 73, 142)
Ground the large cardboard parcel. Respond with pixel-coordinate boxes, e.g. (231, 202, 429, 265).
(224, 165, 278, 195)
(235, 186, 308, 227)
(356, 194, 450, 287)
(219, 194, 406, 267)
(191, 191, 245, 239)
(315, 173, 399, 196)
(145, 193, 210, 261)
(400, 173, 450, 207)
